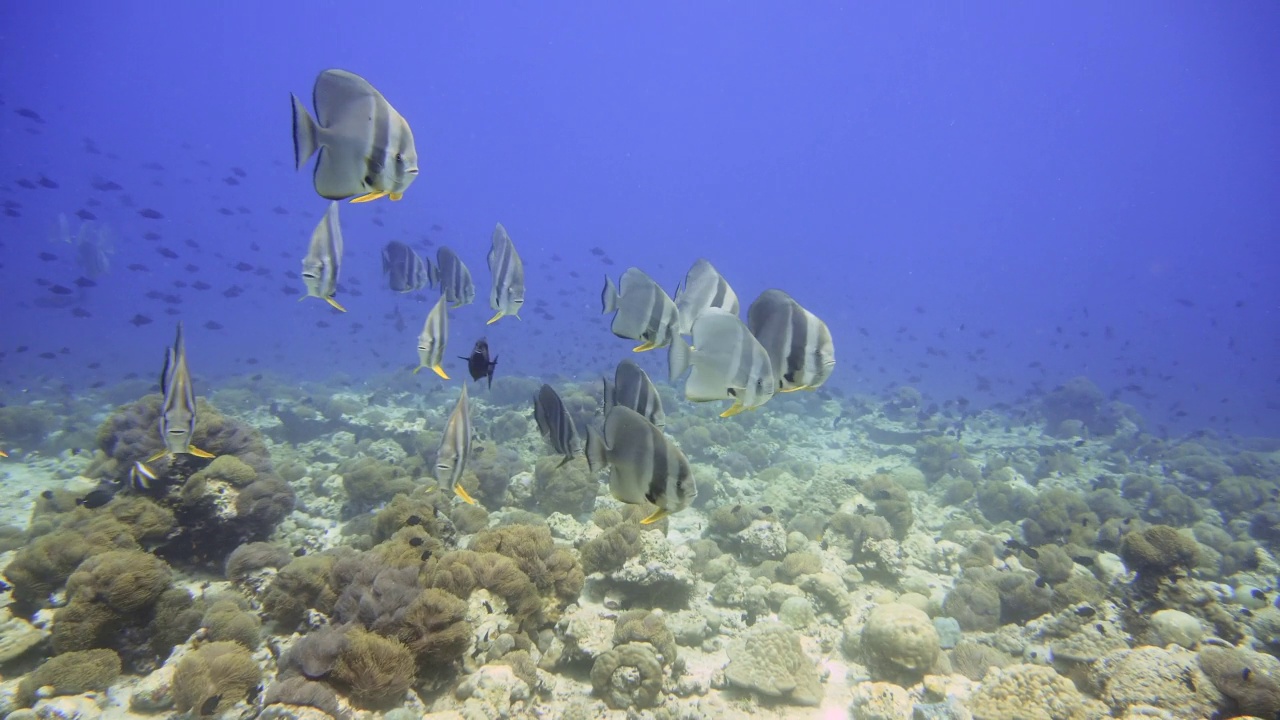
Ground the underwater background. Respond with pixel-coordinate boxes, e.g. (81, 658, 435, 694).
(0, 3, 1279, 720)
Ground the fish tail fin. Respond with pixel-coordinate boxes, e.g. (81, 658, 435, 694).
(585, 426, 607, 472)
(453, 484, 477, 505)
(432, 366, 450, 380)
(188, 446, 215, 458)
(719, 401, 747, 418)
(290, 93, 319, 170)
(640, 507, 669, 525)
(486, 311, 503, 325)
(601, 275, 618, 314)
(325, 297, 347, 312)
(667, 334, 691, 382)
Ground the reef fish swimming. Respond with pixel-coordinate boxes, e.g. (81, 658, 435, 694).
(586, 405, 695, 524)
(300, 202, 345, 311)
(486, 222, 525, 324)
(668, 308, 776, 417)
(747, 289, 836, 392)
(291, 68, 419, 202)
(381, 240, 429, 293)
(601, 267, 680, 352)
(533, 384, 578, 466)
(149, 321, 215, 461)
(415, 295, 450, 379)
(460, 338, 497, 388)
(435, 384, 475, 504)
(674, 258, 738, 336)
(431, 246, 475, 308)
(603, 358, 665, 428)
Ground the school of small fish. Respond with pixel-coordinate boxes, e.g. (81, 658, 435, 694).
(2, 68, 836, 524)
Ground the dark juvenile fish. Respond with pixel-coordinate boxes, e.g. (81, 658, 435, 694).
(460, 338, 497, 388)
(76, 487, 116, 509)
(381, 240, 429, 292)
(533, 384, 578, 466)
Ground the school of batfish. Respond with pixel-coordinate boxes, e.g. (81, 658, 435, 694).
(111, 68, 835, 525)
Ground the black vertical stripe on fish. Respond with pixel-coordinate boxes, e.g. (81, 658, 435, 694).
(647, 432, 668, 504)
(784, 301, 809, 386)
(364, 100, 391, 189)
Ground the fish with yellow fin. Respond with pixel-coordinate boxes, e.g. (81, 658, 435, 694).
(147, 322, 215, 462)
(414, 295, 450, 379)
(291, 69, 418, 202)
(435, 384, 475, 504)
(300, 202, 346, 311)
(585, 405, 695, 524)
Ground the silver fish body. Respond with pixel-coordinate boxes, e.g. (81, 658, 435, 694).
(291, 69, 419, 203)
(674, 258, 738, 336)
(533, 384, 578, 465)
(415, 295, 450, 379)
(430, 246, 475, 308)
(152, 322, 214, 461)
(486, 223, 525, 324)
(747, 289, 835, 392)
(301, 202, 345, 311)
(381, 240, 429, 293)
(668, 308, 776, 417)
(603, 359, 665, 428)
(435, 384, 475, 504)
(585, 405, 694, 524)
(601, 268, 680, 352)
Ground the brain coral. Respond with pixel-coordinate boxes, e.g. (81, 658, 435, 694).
(967, 663, 1107, 720)
(1090, 645, 1224, 720)
(724, 622, 823, 706)
(861, 603, 940, 684)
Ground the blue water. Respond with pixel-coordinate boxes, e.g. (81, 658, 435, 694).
(1, 3, 1277, 436)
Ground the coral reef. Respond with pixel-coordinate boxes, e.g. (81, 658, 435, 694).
(172, 641, 263, 715)
(724, 622, 823, 706)
(590, 642, 665, 710)
(860, 603, 941, 684)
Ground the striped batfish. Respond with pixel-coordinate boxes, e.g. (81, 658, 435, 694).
(601, 267, 681, 352)
(668, 308, 776, 417)
(747, 289, 835, 392)
(381, 240, 429, 293)
(435, 384, 476, 504)
(148, 322, 215, 462)
(674, 258, 739, 336)
(486, 222, 525, 324)
(585, 405, 695, 524)
(291, 69, 419, 202)
(430, 246, 475, 308)
(300, 202, 345, 311)
(533, 384, 578, 467)
(603, 358, 665, 428)
(414, 295, 450, 379)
